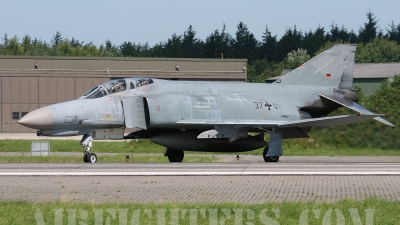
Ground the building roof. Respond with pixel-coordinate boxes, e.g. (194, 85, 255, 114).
(0, 56, 248, 81)
(268, 63, 400, 81)
(353, 63, 400, 78)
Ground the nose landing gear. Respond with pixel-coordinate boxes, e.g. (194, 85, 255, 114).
(81, 133, 97, 163)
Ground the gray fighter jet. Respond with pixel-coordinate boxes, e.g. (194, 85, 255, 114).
(18, 44, 395, 163)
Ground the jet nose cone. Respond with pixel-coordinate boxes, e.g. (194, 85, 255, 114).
(18, 107, 54, 129)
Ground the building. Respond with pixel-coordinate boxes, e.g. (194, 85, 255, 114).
(352, 63, 400, 96)
(266, 63, 400, 96)
(0, 56, 247, 133)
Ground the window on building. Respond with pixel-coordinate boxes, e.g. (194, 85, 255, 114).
(21, 112, 29, 118)
(12, 112, 20, 120)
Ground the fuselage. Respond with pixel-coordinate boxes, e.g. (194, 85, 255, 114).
(18, 78, 338, 136)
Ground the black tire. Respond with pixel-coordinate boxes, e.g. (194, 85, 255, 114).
(263, 146, 279, 162)
(167, 148, 184, 162)
(83, 153, 89, 163)
(88, 153, 97, 163)
(265, 156, 279, 162)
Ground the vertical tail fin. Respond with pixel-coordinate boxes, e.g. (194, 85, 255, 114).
(276, 44, 356, 88)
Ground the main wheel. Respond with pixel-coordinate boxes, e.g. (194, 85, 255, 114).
(262, 146, 279, 162)
(167, 148, 184, 162)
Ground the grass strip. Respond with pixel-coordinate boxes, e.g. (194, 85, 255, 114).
(0, 198, 399, 224)
(1, 139, 400, 156)
(0, 139, 165, 153)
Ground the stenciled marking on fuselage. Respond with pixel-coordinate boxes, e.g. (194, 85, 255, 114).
(222, 94, 247, 106)
(193, 105, 211, 109)
(254, 102, 281, 110)
(98, 118, 118, 122)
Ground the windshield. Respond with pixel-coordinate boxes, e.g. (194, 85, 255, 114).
(82, 86, 98, 97)
(85, 87, 107, 99)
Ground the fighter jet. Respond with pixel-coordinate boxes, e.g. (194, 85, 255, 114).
(18, 44, 395, 163)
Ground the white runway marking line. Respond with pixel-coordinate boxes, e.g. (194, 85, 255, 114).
(1, 171, 400, 176)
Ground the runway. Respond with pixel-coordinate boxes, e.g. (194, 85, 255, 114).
(1, 160, 400, 203)
(0, 161, 400, 175)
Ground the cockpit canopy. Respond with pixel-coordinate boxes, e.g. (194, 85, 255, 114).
(81, 78, 154, 99)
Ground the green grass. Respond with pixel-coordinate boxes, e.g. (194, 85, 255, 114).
(0, 139, 165, 154)
(0, 154, 220, 163)
(1, 138, 399, 156)
(0, 198, 399, 225)
(248, 139, 400, 156)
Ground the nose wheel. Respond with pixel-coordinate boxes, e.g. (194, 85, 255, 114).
(84, 151, 97, 163)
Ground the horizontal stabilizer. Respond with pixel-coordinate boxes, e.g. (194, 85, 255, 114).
(320, 94, 395, 127)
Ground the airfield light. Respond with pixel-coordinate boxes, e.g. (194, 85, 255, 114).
(242, 67, 246, 73)
(34, 63, 38, 69)
(236, 155, 240, 162)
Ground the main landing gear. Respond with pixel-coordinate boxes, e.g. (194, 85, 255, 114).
(164, 148, 184, 162)
(81, 133, 97, 163)
(163, 128, 283, 163)
(163, 146, 279, 163)
(262, 128, 282, 162)
(263, 145, 279, 162)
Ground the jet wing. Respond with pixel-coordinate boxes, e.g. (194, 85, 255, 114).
(177, 114, 383, 129)
(320, 94, 395, 127)
(177, 119, 309, 139)
(177, 119, 285, 127)
(277, 114, 383, 127)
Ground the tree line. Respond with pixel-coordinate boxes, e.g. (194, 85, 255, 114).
(1, 10, 400, 82)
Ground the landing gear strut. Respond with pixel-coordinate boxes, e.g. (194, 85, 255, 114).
(164, 148, 184, 162)
(81, 133, 97, 163)
(262, 128, 282, 162)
